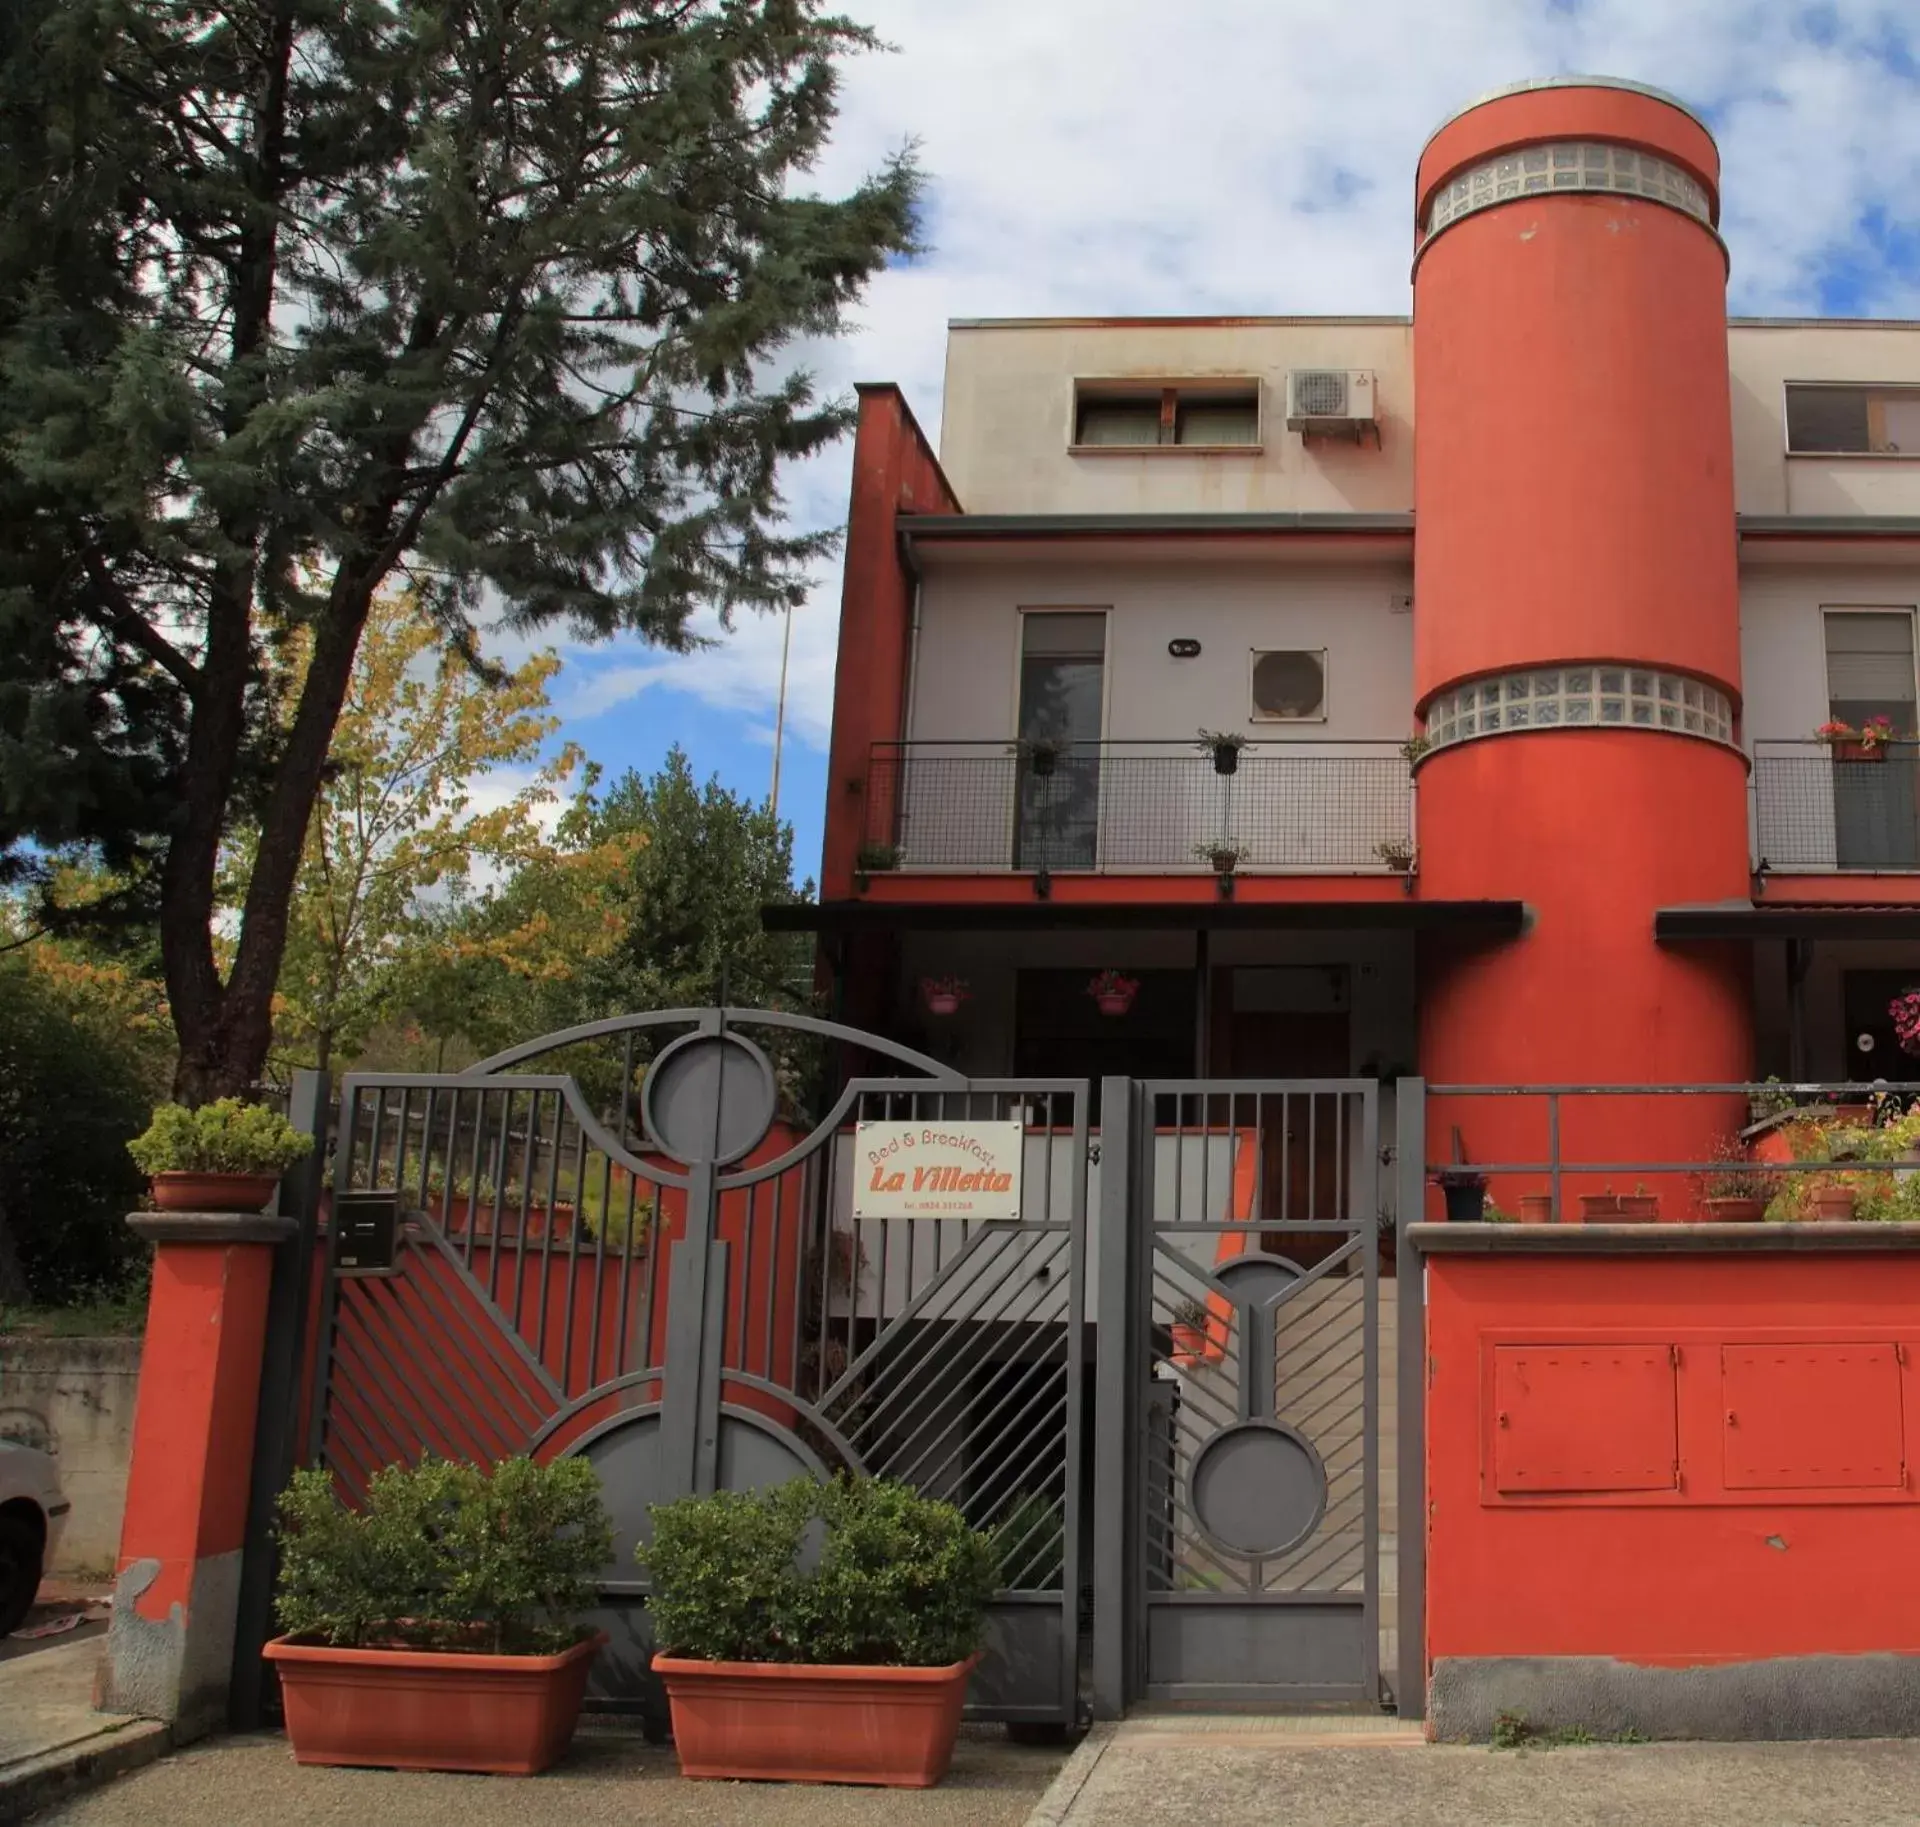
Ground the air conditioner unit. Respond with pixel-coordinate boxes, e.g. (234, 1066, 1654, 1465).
(1286, 368, 1377, 434)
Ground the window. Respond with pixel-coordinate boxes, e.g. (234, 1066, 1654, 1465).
(1824, 610, 1919, 869)
(1249, 649, 1328, 722)
(1424, 667, 1734, 748)
(1786, 384, 1920, 455)
(1073, 382, 1259, 450)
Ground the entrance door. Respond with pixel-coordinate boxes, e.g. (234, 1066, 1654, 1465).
(1014, 611, 1105, 869)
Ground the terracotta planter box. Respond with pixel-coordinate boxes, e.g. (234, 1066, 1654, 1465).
(1832, 741, 1885, 763)
(1615, 1194, 1659, 1224)
(1703, 1196, 1767, 1223)
(1576, 1193, 1619, 1224)
(265, 1632, 603, 1775)
(1813, 1189, 1860, 1222)
(149, 1171, 279, 1213)
(653, 1653, 978, 1787)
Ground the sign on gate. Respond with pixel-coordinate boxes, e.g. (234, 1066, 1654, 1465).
(853, 1119, 1024, 1219)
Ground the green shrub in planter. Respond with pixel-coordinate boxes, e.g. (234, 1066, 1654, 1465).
(639, 1475, 999, 1667)
(275, 1456, 612, 1655)
(128, 1098, 314, 1177)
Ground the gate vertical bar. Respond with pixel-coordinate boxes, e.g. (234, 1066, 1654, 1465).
(1394, 1077, 1428, 1722)
(1091, 1077, 1135, 1719)
(229, 1067, 331, 1729)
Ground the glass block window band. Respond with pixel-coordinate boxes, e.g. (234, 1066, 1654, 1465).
(1424, 667, 1733, 749)
(1425, 142, 1712, 239)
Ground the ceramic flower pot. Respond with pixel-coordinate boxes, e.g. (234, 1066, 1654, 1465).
(147, 1171, 280, 1214)
(1813, 1188, 1859, 1221)
(1517, 1194, 1553, 1226)
(652, 1653, 979, 1787)
(1615, 1193, 1659, 1223)
(265, 1632, 604, 1775)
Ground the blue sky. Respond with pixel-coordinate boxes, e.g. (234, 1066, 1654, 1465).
(517, 0, 1920, 889)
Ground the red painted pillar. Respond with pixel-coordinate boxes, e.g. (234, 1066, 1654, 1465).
(98, 1212, 291, 1738)
(1412, 81, 1752, 1210)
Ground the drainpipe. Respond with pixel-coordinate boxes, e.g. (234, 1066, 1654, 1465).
(899, 547, 925, 747)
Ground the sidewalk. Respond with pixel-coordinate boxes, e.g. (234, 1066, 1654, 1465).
(1026, 1716, 1920, 1827)
(0, 1637, 166, 1820)
(27, 1723, 1062, 1824)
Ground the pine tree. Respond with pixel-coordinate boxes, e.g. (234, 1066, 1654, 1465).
(0, 0, 918, 1100)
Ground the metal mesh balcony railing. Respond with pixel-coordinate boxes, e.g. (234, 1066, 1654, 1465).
(862, 741, 1413, 872)
(1753, 740, 1920, 872)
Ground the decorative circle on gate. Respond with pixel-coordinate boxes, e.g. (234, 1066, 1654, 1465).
(642, 1030, 779, 1166)
(1188, 1420, 1327, 1560)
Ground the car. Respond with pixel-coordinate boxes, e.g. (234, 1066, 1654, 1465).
(0, 1441, 69, 1638)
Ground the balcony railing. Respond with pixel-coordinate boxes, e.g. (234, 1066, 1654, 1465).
(1753, 740, 1920, 872)
(862, 740, 1413, 873)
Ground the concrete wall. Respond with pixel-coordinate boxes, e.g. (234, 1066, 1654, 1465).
(1422, 1236, 1920, 1742)
(939, 319, 1414, 516)
(933, 317, 1920, 524)
(0, 1336, 141, 1574)
(1729, 322, 1920, 516)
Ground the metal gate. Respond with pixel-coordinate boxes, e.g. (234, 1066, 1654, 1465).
(1114, 1078, 1385, 1707)
(307, 1009, 1089, 1727)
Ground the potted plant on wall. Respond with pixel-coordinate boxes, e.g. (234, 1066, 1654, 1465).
(1086, 970, 1140, 1017)
(1817, 716, 1896, 762)
(919, 975, 971, 1018)
(1168, 1295, 1224, 1367)
(854, 839, 901, 890)
(1196, 728, 1247, 775)
(644, 1475, 1000, 1788)
(1400, 732, 1432, 767)
(1695, 1142, 1776, 1222)
(265, 1456, 612, 1775)
(127, 1098, 314, 1214)
(1432, 1166, 1487, 1223)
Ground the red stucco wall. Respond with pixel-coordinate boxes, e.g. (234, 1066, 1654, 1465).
(1426, 1246, 1920, 1668)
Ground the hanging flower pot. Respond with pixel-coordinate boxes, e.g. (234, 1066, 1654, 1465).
(1196, 729, 1246, 776)
(1086, 971, 1139, 1017)
(919, 976, 970, 1018)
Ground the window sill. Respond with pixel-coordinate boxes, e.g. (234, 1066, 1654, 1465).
(1785, 450, 1920, 462)
(1067, 443, 1265, 457)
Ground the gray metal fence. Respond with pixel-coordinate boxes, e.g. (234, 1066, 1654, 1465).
(303, 1010, 1090, 1728)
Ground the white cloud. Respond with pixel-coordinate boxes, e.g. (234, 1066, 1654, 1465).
(553, 1, 1920, 752)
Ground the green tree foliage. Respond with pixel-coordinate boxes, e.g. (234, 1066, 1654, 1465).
(406, 746, 813, 1062)
(0, 953, 159, 1303)
(0, 0, 918, 1102)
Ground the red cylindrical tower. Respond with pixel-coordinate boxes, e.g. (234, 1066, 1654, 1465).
(1412, 79, 1752, 1215)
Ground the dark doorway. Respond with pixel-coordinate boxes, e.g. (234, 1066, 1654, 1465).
(1014, 969, 1195, 1117)
(1218, 968, 1353, 1271)
(1843, 968, 1920, 1082)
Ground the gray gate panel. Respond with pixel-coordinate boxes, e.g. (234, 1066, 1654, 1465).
(1147, 1598, 1370, 1704)
(1132, 1080, 1384, 1709)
